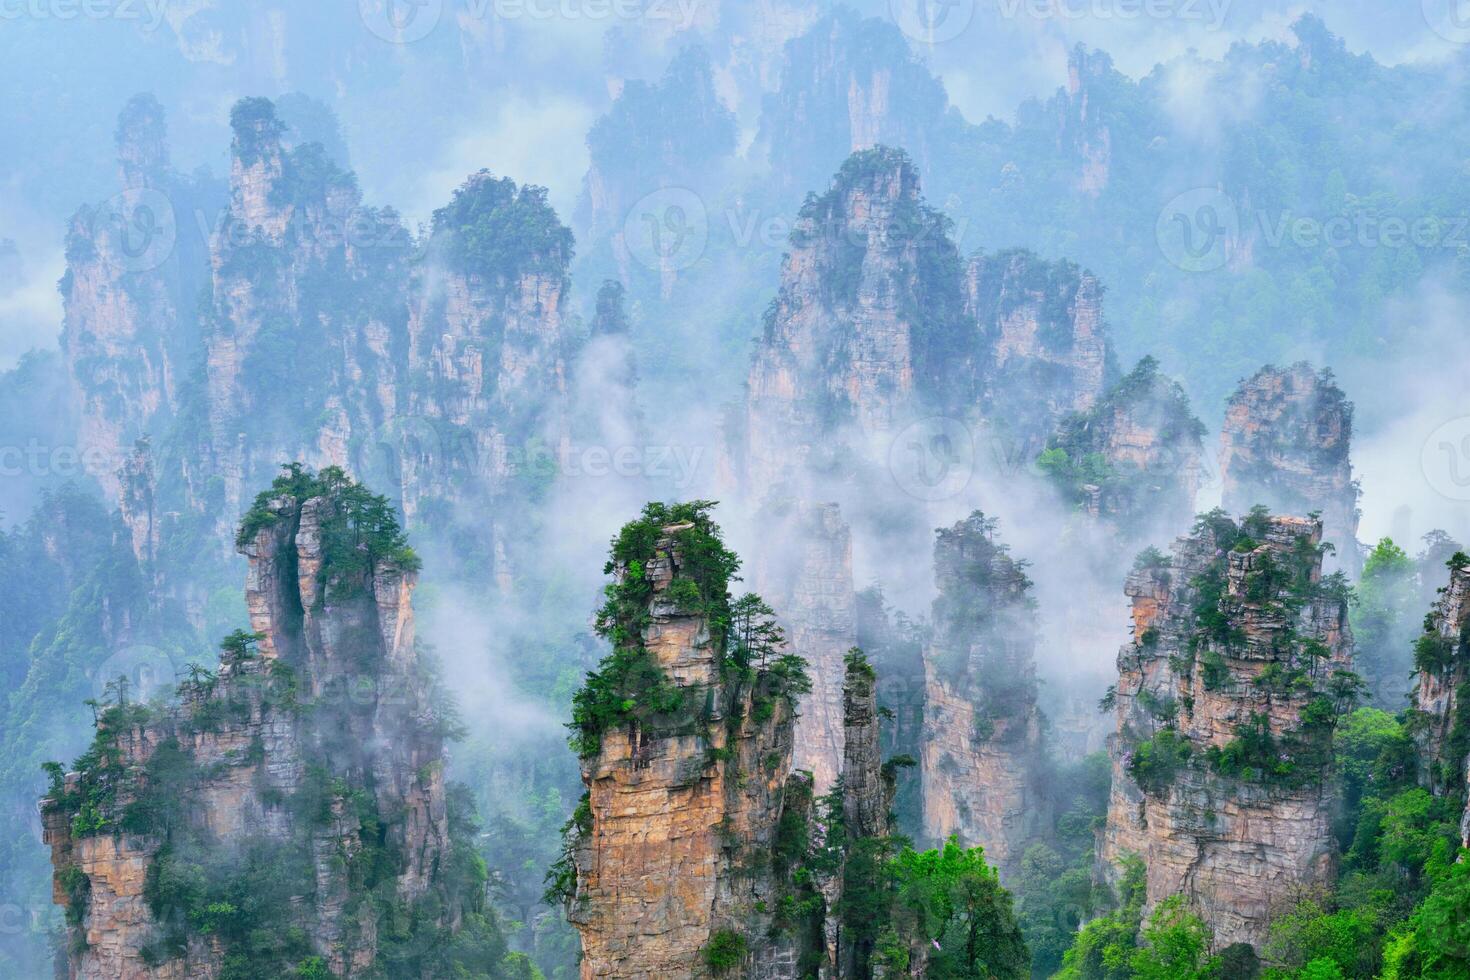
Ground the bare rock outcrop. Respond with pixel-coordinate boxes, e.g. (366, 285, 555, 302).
(1099, 510, 1356, 949)
(1220, 363, 1361, 574)
(920, 512, 1049, 879)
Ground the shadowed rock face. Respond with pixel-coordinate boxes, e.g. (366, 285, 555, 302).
(1410, 559, 1470, 845)
(1219, 363, 1361, 574)
(42, 475, 457, 979)
(1100, 512, 1354, 950)
(920, 512, 1049, 880)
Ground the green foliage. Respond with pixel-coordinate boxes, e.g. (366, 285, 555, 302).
(1127, 729, 1191, 796)
(430, 169, 572, 281)
(888, 837, 1030, 979)
(1380, 852, 1470, 978)
(235, 465, 420, 595)
(702, 929, 747, 973)
(1129, 897, 1213, 980)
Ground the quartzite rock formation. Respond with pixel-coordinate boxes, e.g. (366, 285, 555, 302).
(1410, 555, 1470, 845)
(563, 506, 894, 979)
(61, 96, 593, 597)
(1100, 510, 1356, 949)
(1040, 355, 1204, 538)
(41, 468, 490, 979)
(921, 512, 1049, 879)
(1219, 363, 1361, 573)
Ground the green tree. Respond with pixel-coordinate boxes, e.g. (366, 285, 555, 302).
(889, 837, 1029, 979)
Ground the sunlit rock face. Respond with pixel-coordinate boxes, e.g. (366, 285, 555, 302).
(43, 475, 458, 979)
(920, 512, 1049, 881)
(566, 522, 803, 980)
(1219, 363, 1361, 574)
(1099, 512, 1353, 950)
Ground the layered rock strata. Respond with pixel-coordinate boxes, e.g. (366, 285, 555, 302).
(1099, 511, 1355, 949)
(41, 470, 465, 979)
(1220, 363, 1361, 573)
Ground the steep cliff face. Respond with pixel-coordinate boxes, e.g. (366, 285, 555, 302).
(579, 44, 737, 278)
(1099, 510, 1357, 950)
(741, 146, 970, 495)
(60, 95, 585, 596)
(757, 8, 949, 193)
(965, 248, 1113, 459)
(1409, 556, 1470, 844)
(751, 501, 857, 792)
(61, 95, 224, 508)
(562, 503, 813, 979)
(203, 98, 413, 532)
(41, 469, 500, 979)
(561, 504, 902, 978)
(1039, 356, 1204, 537)
(1058, 48, 1119, 197)
(921, 513, 1049, 878)
(1220, 363, 1361, 574)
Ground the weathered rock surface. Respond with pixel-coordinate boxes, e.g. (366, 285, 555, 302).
(920, 513, 1049, 879)
(1409, 558, 1470, 845)
(1099, 512, 1354, 949)
(1220, 363, 1361, 573)
(567, 523, 802, 980)
(42, 474, 456, 978)
(1041, 356, 1204, 538)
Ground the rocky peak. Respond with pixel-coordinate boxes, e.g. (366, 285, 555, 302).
(1039, 355, 1204, 537)
(921, 512, 1048, 879)
(742, 146, 968, 493)
(561, 501, 813, 978)
(40, 468, 502, 979)
(114, 93, 169, 191)
(1099, 509, 1357, 950)
(1220, 362, 1361, 573)
(965, 248, 1114, 458)
(1060, 46, 1117, 195)
(757, 9, 947, 190)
